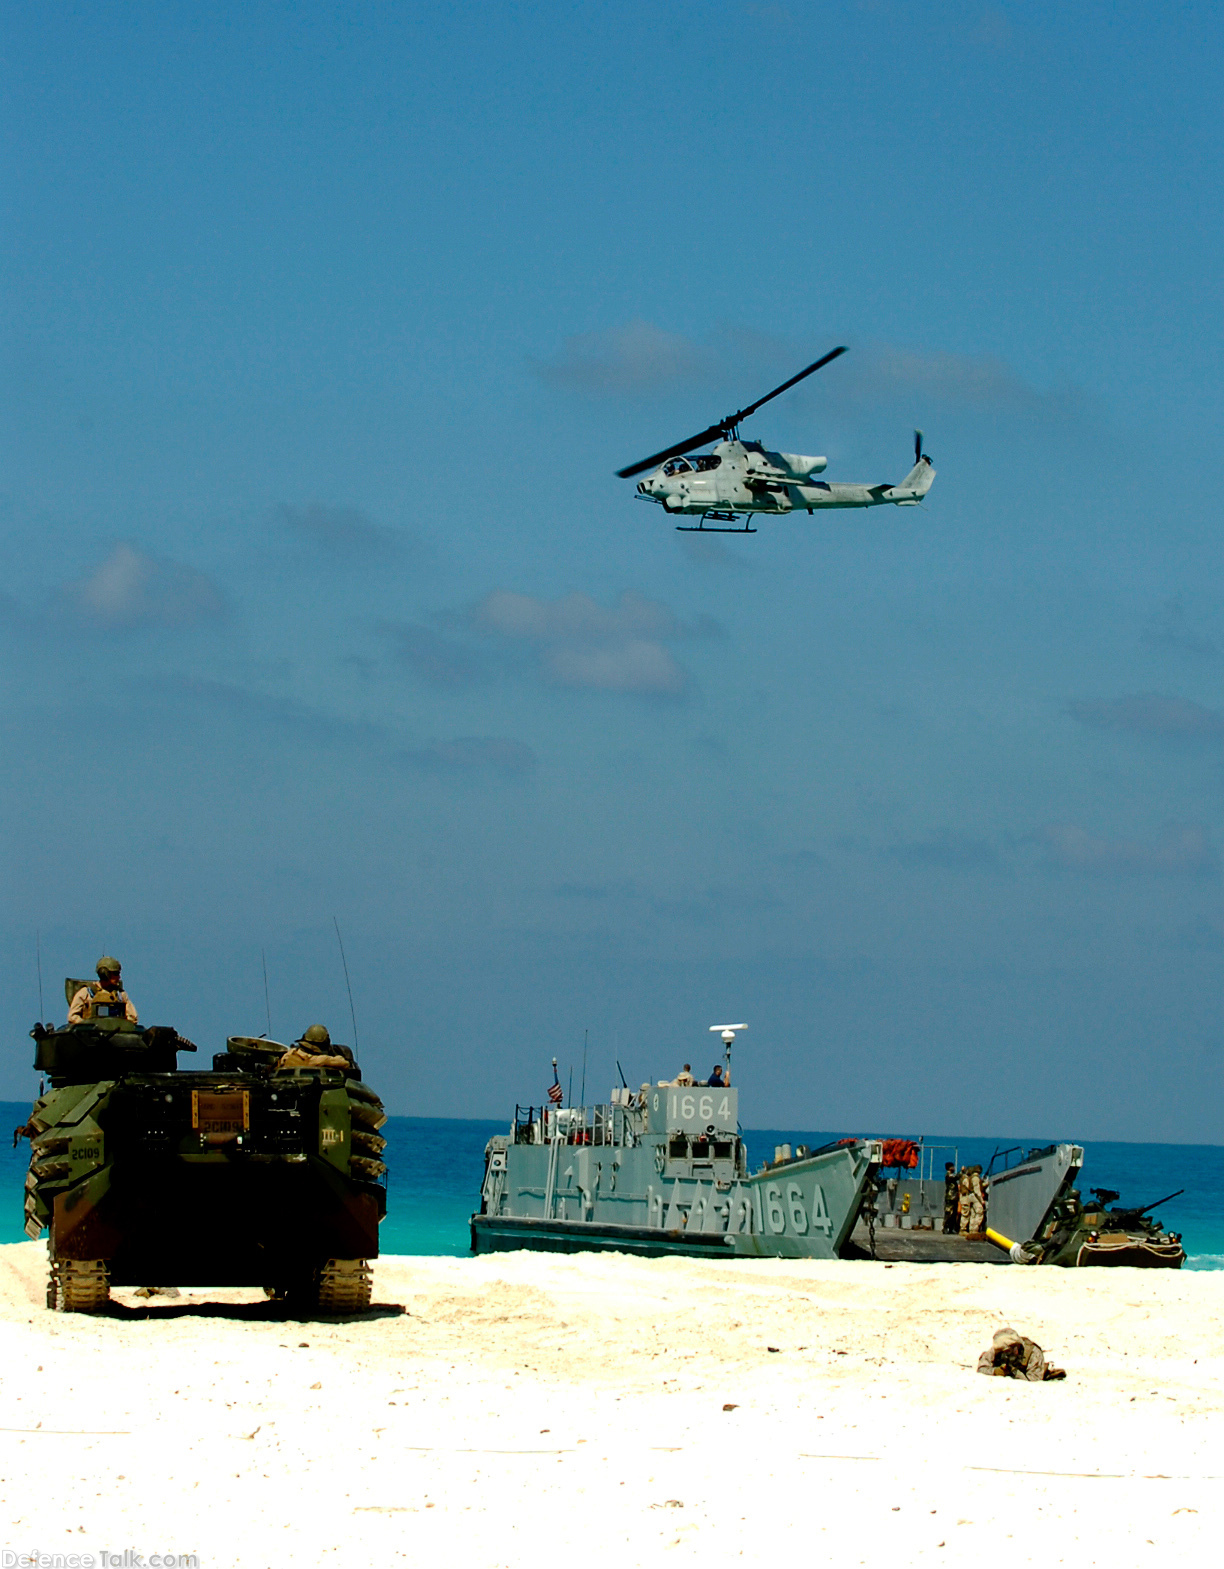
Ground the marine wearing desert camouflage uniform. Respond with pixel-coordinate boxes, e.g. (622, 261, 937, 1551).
(958, 1164, 985, 1234)
(277, 1023, 353, 1070)
(943, 1162, 959, 1234)
(977, 1326, 1065, 1381)
(68, 957, 139, 1025)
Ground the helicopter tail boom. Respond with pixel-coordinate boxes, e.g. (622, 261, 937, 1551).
(882, 456, 935, 505)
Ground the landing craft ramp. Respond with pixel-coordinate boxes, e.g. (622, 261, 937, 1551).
(848, 1141, 1084, 1263)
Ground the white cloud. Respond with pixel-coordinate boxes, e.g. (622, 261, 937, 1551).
(69, 544, 225, 629)
(1066, 693, 1224, 740)
(544, 638, 685, 694)
(472, 589, 694, 695)
(1039, 822, 1217, 877)
(538, 320, 714, 394)
(538, 319, 1080, 421)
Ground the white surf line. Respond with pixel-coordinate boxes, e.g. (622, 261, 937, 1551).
(799, 1453, 880, 1462)
(397, 1445, 577, 1454)
(0, 1427, 132, 1435)
(965, 1466, 1224, 1481)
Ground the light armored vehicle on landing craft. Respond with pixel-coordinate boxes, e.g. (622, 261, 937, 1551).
(1023, 1184, 1185, 1269)
(18, 984, 388, 1314)
(472, 1026, 881, 1259)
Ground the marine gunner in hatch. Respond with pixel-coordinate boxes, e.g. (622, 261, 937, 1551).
(68, 956, 139, 1024)
(277, 1023, 353, 1070)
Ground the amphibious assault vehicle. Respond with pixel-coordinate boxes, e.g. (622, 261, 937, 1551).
(19, 986, 388, 1313)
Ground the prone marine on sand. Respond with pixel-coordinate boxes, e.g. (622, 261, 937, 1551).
(977, 1327, 1066, 1381)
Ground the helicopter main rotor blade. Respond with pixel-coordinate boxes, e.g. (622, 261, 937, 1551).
(615, 345, 848, 478)
(731, 344, 848, 424)
(615, 423, 728, 480)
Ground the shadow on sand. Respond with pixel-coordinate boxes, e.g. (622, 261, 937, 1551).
(102, 1297, 406, 1324)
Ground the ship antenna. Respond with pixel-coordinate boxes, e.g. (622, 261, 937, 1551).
(580, 1029, 588, 1107)
(333, 916, 359, 1051)
(710, 1022, 748, 1079)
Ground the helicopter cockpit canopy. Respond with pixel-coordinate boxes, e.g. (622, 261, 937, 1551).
(662, 454, 722, 476)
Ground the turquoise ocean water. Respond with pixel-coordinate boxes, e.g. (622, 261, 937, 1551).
(3, 1103, 1220, 1267)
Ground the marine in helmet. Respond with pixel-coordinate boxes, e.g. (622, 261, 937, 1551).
(958, 1164, 986, 1235)
(977, 1326, 1066, 1381)
(277, 1024, 353, 1071)
(942, 1161, 959, 1234)
(68, 957, 139, 1025)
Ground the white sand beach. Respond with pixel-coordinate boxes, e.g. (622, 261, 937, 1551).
(0, 1241, 1220, 1567)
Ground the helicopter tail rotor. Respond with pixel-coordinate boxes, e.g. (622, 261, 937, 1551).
(914, 429, 925, 465)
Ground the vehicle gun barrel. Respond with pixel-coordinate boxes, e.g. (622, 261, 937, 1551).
(1128, 1187, 1184, 1216)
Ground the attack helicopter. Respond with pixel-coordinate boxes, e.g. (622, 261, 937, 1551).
(616, 345, 935, 532)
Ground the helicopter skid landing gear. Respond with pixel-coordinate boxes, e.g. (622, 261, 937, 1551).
(676, 512, 756, 534)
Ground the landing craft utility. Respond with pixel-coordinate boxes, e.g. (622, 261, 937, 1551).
(617, 346, 935, 533)
(472, 1024, 882, 1259)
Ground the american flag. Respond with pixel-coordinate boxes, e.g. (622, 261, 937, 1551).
(547, 1072, 563, 1105)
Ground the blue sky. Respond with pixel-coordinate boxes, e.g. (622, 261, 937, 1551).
(3, 1, 1223, 1141)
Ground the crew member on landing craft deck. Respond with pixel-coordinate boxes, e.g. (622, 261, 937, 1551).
(943, 1162, 959, 1234)
(958, 1165, 986, 1235)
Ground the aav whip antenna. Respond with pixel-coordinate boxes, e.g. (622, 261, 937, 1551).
(333, 916, 359, 1051)
(261, 948, 272, 1038)
(36, 930, 44, 1021)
